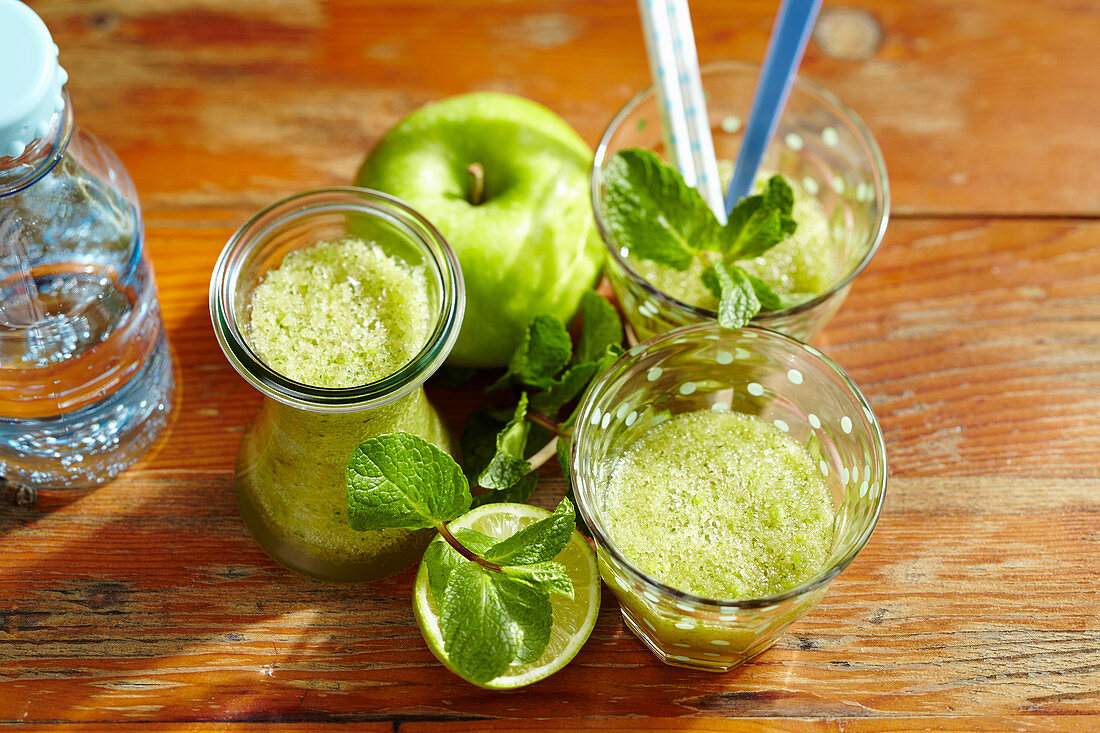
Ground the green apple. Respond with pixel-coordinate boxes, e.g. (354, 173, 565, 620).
(355, 93, 603, 368)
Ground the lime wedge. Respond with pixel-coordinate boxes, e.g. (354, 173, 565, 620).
(413, 502, 600, 689)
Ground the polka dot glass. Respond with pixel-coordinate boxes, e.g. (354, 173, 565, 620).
(591, 61, 889, 344)
(570, 324, 887, 671)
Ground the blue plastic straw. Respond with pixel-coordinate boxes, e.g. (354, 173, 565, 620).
(724, 0, 822, 213)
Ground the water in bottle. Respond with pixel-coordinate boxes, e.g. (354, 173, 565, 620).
(0, 0, 174, 489)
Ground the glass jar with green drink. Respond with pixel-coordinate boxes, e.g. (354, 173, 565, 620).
(591, 62, 889, 343)
(210, 188, 464, 582)
(570, 323, 886, 671)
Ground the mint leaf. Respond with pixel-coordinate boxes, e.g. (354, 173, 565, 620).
(763, 174, 795, 214)
(703, 261, 761, 330)
(483, 497, 575, 566)
(529, 361, 598, 416)
(722, 200, 784, 259)
(603, 149, 717, 270)
(723, 193, 762, 243)
(346, 432, 470, 531)
(523, 287, 621, 414)
(470, 471, 538, 508)
(742, 270, 783, 312)
(489, 315, 572, 391)
(452, 528, 500, 556)
(575, 290, 623, 365)
(544, 342, 622, 425)
(504, 561, 574, 599)
(433, 528, 565, 680)
(477, 394, 531, 491)
(491, 573, 552, 664)
(423, 540, 461, 604)
(439, 562, 517, 684)
(721, 175, 797, 259)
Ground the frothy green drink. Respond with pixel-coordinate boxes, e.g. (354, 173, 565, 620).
(602, 408, 834, 601)
(235, 237, 452, 581)
(248, 238, 431, 388)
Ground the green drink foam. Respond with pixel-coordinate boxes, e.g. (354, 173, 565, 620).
(601, 409, 835, 600)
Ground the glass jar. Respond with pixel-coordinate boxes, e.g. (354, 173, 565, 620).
(210, 188, 464, 582)
(0, 0, 174, 489)
(570, 324, 886, 671)
(591, 61, 890, 343)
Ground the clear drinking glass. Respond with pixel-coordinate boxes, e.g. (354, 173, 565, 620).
(570, 324, 886, 671)
(591, 61, 889, 343)
(210, 188, 464, 582)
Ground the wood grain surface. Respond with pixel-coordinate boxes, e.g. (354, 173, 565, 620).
(3, 0, 1099, 729)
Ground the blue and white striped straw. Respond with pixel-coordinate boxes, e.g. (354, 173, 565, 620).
(638, 0, 726, 223)
(665, 0, 726, 224)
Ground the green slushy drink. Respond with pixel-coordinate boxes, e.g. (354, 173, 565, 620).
(235, 237, 452, 582)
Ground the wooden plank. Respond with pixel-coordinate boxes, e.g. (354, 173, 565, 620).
(823, 218, 1100, 478)
(1, 472, 1098, 721)
(25, 0, 1100, 217)
(0, 719, 1095, 732)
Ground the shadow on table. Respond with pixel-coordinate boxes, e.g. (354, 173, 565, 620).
(0, 300, 829, 723)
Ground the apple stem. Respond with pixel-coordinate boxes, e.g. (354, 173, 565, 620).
(467, 163, 485, 206)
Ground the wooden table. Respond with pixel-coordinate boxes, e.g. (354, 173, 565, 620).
(4, 1, 1098, 729)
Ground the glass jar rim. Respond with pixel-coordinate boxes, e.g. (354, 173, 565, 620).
(209, 187, 465, 413)
(589, 60, 890, 325)
(570, 323, 888, 611)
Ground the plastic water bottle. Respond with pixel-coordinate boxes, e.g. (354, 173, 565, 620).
(0, 0, 174, 490)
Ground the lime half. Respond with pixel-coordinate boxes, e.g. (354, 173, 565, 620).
(413, 502, 600, 689)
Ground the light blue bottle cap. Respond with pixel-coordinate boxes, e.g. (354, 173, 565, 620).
(0, 0, 69, 159)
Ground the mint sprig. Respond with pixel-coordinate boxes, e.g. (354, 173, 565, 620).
(345, 291, 629, 686)
(603, 148, 798, 329)
(465, 291, 624, 510)
(346, 432, 577, 685)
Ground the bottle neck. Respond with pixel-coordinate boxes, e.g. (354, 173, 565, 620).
(0, 90, 73, 198)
